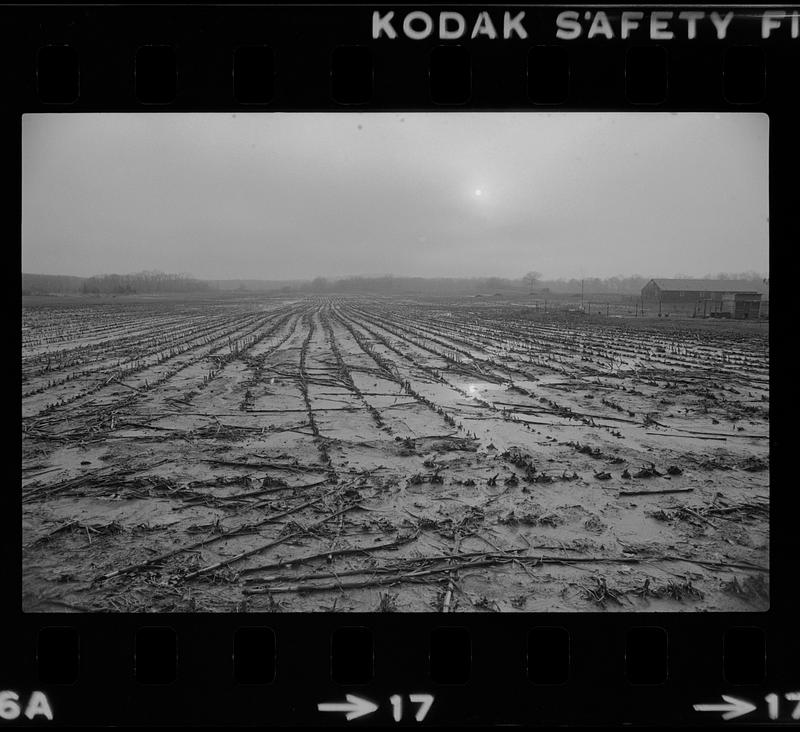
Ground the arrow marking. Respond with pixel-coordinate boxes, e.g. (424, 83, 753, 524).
(318, 694, 378, 721)
(694, 695, 756, 720)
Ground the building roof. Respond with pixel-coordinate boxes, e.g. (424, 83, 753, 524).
(648, 278, 766, 293)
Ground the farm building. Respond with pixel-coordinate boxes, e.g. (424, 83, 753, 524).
(641, 279, 765, 319)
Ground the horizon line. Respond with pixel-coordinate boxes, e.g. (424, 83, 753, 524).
(21, 271, 769, 282)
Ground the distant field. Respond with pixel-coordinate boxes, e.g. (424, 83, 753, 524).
(22, 295, 769, 612)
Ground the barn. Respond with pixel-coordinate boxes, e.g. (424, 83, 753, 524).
(641, 279, 765, 319)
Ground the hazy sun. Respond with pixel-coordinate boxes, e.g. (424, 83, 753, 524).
(474, 189, 483, 197)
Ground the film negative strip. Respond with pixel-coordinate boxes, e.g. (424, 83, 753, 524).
(5, 1, 797, 727)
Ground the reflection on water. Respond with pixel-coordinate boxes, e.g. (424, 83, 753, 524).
(464, 382, 497, 405)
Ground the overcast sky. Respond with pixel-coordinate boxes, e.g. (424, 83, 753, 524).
(22, 113, 768, 281)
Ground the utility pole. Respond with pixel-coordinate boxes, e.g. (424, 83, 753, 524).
(581, 279, 584, 311)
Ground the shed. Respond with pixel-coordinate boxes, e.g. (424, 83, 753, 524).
(641, 279, 764, 319)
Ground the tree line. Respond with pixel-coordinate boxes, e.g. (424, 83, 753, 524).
(23, 269, 767, 297)
(299, 272, 767, 296)
(81, 271, 211, 294)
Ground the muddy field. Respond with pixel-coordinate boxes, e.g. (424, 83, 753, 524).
(21, 295, 769, 612)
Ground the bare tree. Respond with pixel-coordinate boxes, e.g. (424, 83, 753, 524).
(523, 271, 542, 294)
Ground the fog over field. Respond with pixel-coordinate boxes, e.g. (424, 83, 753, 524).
(22, 113, 768, 282)
(22, 113, 769, 613)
